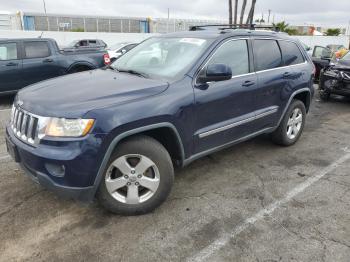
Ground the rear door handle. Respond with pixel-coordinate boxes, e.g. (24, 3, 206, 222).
(6, 62, 18, 66)
(43, 58, 53, 63)
(283, 72, 293, 78)
(242, 80, 255, 87)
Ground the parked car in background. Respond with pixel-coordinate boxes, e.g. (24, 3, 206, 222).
(311, 45, 350, 81)
(0, 38, 110, 95)
(6, 28, 314, 215)
(64, 39, 107, 50)
(311, 45, 334, 81)
(107, 42, 138, 62)
(319, 51, 350, 100)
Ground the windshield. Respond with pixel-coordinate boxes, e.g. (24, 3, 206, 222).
(341, 51, 350, 60)
(109, 43, 129, 51)
(111, 37, 212, 81)
(67, 40, 79, 47)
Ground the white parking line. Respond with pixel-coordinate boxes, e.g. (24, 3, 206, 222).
(187, 152, 350, 262)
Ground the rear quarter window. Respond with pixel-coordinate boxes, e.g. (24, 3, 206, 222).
(279, 41, 305, 66)
(24, 41, 50, 59)
(253, 39, 283, 71)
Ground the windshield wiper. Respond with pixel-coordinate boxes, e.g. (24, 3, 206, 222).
(116, 69, 149, 78)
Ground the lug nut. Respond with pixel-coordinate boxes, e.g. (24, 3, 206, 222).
(127, 182, 131, 186)
(135, 182, 139, 186)
(124, 175, 129, 179)
(137, 175, 142, 178)
(131, 170, 135, 174)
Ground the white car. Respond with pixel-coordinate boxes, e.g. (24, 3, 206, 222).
(107, 42, 138, 62)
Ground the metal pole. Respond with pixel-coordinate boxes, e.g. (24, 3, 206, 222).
(167, 8, 169, 33)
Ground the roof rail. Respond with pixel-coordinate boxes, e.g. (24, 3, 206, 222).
(189, 24, 280, 32)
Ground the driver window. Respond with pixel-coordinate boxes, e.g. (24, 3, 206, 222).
(208, 39, 249, 76)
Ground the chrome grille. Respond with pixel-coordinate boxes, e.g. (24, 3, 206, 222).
(11, 106, 39, 145)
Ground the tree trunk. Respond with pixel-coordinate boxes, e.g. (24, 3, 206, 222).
(234, 0, 238, 25)
(239, 0, 248, 25)
(246, 0, 257, 25)
(229, 0, 233, 24)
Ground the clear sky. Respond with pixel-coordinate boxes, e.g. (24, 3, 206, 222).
(1, 0, 349, 28)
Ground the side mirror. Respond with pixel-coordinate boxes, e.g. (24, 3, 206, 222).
(198, 64, 232, 84)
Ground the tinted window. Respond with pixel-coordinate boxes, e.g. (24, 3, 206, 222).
(24, 42, 50, 58)
(0, 43, 18, 60)
(208, 39, 249, 76)
(279, 41, 305, 65)
(254, 40, 282, 71)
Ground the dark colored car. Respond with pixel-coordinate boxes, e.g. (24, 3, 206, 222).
(6, 28, 314, 215)
(0, 38, 110, 95)
(311, 45, 334, 81)
(64, 39, 108, 50)
(319, 52, 350, 100)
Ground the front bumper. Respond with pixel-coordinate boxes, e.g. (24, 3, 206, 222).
(6, 125, 106, 202)
(321, 70, 350, 95)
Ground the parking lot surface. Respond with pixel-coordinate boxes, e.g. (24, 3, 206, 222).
(0, 90, 350, 262)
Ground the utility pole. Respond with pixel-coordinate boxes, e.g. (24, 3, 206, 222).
(268, 9, 271, 24)
(229, 0, 233, 25)
(167, 8, 169, 33)
(42, 0, 49, 31)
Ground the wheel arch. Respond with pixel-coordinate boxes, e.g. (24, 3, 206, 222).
(276, 88, 311, 128)
(90, 122, 185, 198)
(67, 62, 96, 73)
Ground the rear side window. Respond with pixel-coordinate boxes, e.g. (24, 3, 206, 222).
(279, 41, 305, 66)
(0, 43, 18, 60)
(24, 42, 50, 59)
(253, 40, 282, 71)
(208, 39, 249, 76)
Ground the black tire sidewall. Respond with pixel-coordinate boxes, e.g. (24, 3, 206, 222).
(97, 136, 174, 215)
(273, 100, 306, 146)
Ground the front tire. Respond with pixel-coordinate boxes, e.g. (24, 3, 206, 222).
(97, 136, 174, 215)
(271, 100, 306, 146)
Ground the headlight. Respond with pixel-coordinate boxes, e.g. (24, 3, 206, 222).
(38, 118, 95, 138)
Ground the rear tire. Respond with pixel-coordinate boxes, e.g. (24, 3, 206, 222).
(68, 66, 91, 74)
(97, 135, 174, 215)
(271, 100, 306, 146)
(319, 90, 331, 101)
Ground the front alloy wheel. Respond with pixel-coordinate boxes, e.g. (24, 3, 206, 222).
(105, 154, 160, 204)
(97, 136, 174, 215)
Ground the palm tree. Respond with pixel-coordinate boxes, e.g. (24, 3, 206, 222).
(273, 21, 289, 32)
(229, 0, 233, 24)
(239, 0, 248, 25)
(246, 0, 257, 25)
(234, 0, 238, 25)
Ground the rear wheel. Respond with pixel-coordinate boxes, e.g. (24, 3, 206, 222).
(319, 89, 331, 101)
(68, 65, 92, 74)
(97, 136, 174, 215)
(271, 100, 306, 146)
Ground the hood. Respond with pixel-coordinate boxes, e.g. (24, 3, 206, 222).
(18, 69, 169, 118)
(334, 59, 350, 70)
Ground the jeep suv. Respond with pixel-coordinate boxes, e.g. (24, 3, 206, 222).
(6, 27, 314, 215)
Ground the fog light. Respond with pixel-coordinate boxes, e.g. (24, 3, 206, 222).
(45, 163, 65, 177)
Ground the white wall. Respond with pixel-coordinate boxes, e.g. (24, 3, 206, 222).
(0, 30, 159, 47)
(293, 35, 350, 49)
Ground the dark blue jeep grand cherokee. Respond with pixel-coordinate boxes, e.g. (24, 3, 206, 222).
(6, 27, 314, 215)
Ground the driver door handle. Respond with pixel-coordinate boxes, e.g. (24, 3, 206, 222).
(283, 72, 293, 78)
(6, 62, 18, 66)
(43, 58, 53, 63)
(242, 80, 255, 87)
